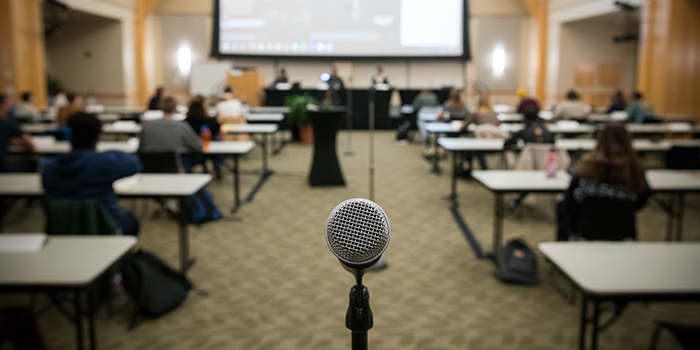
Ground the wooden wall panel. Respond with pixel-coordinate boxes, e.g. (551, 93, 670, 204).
(574, 63, 595, 87)
(599, 63, 619, 87)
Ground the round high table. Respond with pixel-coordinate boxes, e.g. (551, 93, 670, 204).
(308, 107, 346, 186)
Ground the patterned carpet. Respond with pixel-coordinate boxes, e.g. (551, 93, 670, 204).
(2, 131, 699, 350)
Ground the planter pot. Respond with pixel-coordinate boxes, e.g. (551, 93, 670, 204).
(298, 125, 314, 145)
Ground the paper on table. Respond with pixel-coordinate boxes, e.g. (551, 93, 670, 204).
(0, 233, 47, 252)
(113, 174, 140, 193)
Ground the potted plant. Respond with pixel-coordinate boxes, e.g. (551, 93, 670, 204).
(284, 93, 318, 145)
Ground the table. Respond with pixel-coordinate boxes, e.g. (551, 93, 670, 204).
(0, 235, 137, 350)
(308, 110, 345, 186)
(500, 123, 599, 135)
(438, 138, 507, 192)
(425, 123, 462, 174)
(539, 242, 700, 350)
(245, 113, 284, 122)
(0, 173, 211, 272)
(221, 124, 278, 201)
(22, 123, 143, 137)
(249, 106, 290, 114)
(466, 170, 700, 262)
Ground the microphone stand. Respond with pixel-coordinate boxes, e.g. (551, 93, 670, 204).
(345, 267, 373, 350)
(345, 88, 355, 156)
(368, 86, 375, 201)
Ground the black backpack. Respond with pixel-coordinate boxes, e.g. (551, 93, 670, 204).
(496, 238, 539, 285)
(121, 250, 192, 328)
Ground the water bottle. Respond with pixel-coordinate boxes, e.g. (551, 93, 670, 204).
(200, 125, 211, 149)
(545, 148, 559, 178)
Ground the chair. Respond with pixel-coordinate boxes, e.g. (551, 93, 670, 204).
(45, 198, 120, 236)
(511, 143, 571, 208)
(650, 321, 700, 350)
(665, 146, 700, 170)
(138, 152, 180, 173)
(569, 194, 638, 241)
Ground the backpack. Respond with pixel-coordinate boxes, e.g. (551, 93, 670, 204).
(121, 250, 192, 328)
(189, 188, 222, 224)
(495, 238, 539, 285)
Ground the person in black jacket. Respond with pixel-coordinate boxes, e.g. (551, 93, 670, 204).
(504, 110, 554, 147)
(183, 95, 223, 176)
(557, 122, 650, 241)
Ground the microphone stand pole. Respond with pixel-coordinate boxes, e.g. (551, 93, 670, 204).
(368, 87, 375, 201)
(346, 270, 373, 350)
(345, 88, 354, 156)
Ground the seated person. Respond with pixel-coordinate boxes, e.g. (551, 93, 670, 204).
(515, 88, 541, 114)
(606, 90, 627, 113)
(411, 89, 440, 112)
(0, 94, 35, 173)
(184, 95, 222, 174)
(371, 65, 389, 86)
(504, 110, 554, 147)
(557, 123, 650, 241)
(552, 90, 590, 121)
(268, 68, 288, 89)
(42, 113, 142, 236)
(216, 88, 250, 142)
(57, 92, 85, 127)
(138, 96, 202, 164)
(626, 91, 656, 124)
(463, 97, 499, 127)
(439, 90, 469, 121)
(14, 92, 41, 123)
(328, 65, 345, 91)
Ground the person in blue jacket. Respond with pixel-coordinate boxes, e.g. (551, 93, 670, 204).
(42, 113, 142, 236)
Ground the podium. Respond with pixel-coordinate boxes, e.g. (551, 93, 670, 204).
(308, 107, 346, 186)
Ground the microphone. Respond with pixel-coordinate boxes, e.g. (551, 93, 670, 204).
(326, 198, 390, 350)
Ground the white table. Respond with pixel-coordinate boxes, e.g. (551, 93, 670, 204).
(497, 113, 524, 123)
(0, 173, 211, 272)
(221, 124, 279, 202)
(626, 123, 700, 134)
(245, 113, 284, 122)
(438, 138, 506, 192)
(539, 242, 700, 350)
(500, 123, 599, 135)
(0, 235, 137, 350)
(249, 106, 290, 114)
(424, 123, 462, 174)
(467, 170, 700, 262)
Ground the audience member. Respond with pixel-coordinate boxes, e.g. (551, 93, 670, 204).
(269, 68, 288, 89)
(552, 90, 589, 121)
(463, 97, 499, 127)
(439, 90, 469, 121)
(504, 110, 554, 146)
(328, 65, 345, 90)
(14, 92, 40, 123)
(371, 65, 389, 85)
(148, 87, 164, 110)
(626, 91, 656, 124)
(42, 112, 142, 236)
(411, 89, 440, 112)
(0, 95, 35, 172)
(606, 90, 627, 113)
(216, 88, 250, 142)
(515, 88, 541, 114)
(557, 123, 649, 241)
(57, 92, 85, 127)
(138, 96, 202, 157)
(184, 95, 222, 174)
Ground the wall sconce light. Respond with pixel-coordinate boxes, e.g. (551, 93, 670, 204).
(492, 48, 505, 74)
(178, 46, 191, 71)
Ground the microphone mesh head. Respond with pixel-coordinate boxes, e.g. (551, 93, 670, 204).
(326, 198, 390, 266)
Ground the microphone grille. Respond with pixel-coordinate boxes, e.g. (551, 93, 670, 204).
(326, 198, 390, 265)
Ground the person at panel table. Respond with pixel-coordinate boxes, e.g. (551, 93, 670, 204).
(371, 65, 389, 86)
(328, 65, 345, 91)
(269, 68, 289, 89)
(557, 122, 650, 241)
(42, 113, 142, 236)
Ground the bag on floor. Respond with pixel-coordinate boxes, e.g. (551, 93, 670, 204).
(496, 238, 539, 285)
(189, 188, 222, 224)
(121, 250, 191, 326)
(396, 121, 411, 140)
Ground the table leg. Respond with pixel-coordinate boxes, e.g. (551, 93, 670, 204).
(74, 292, 84, 350)
(232, 156, 240, 213)
(493, 193, 504, 264)
(432, 132, 441, 174)
(87, 288, 96, 350)
(178, 197, 192, 272)
(665, 193, 679, 241)
(676, 193, 685, 241)
(262, 133, 269, 174)
(591, 300, 600, 350)
(579, 296, 587, 350)
(450, 151, 458, 202)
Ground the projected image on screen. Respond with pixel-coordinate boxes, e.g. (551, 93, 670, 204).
(217, 0, 464, 57)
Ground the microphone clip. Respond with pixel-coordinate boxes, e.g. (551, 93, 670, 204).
(346, 285, 373, 332)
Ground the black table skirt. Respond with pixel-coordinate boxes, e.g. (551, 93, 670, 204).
(308, 109, 346, 186)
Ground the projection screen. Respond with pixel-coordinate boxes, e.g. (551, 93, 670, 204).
(212, 0, 470, 59)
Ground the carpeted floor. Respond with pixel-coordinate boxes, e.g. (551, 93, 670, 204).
(2, 131, 699, 350)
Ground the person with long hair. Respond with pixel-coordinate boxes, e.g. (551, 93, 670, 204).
(557, 122, 650, 241)
(439, 89, 468, 121)
(184, 95, 223, 175)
